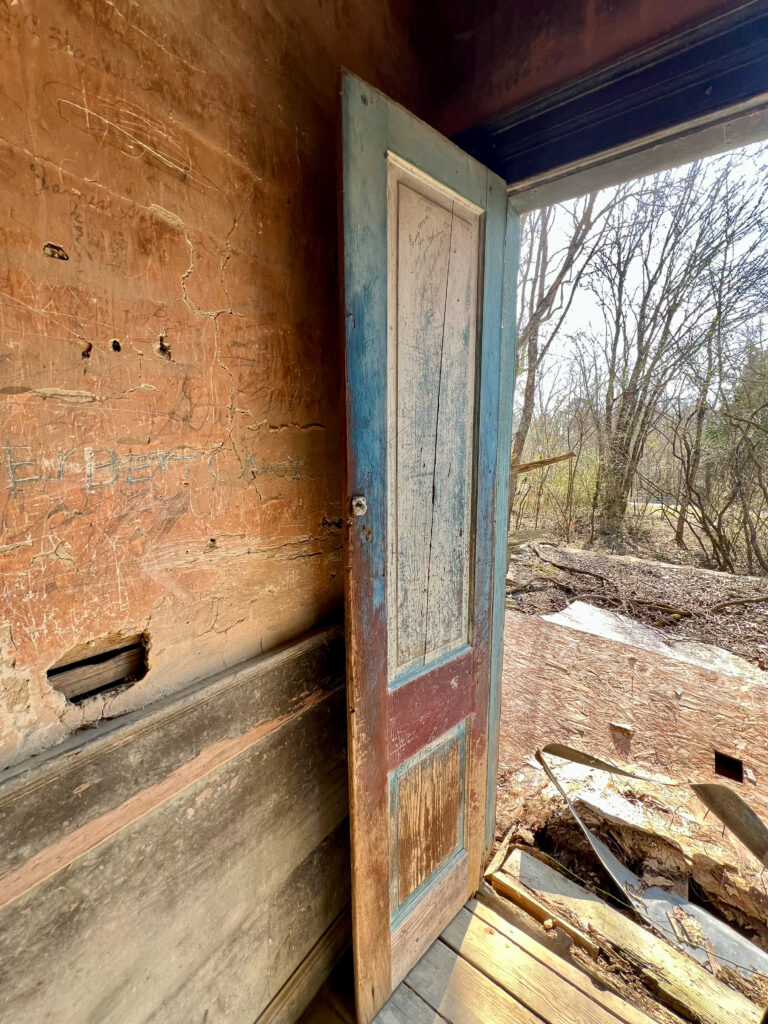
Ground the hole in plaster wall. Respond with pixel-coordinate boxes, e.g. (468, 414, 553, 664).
(714, 750, 744, 783)
(81, 342, 93, 359)
(42, 242, 69, 260)
(155, 334, 172, 360)
(47, 633, 149, 704)
(111, 339, 121, 352)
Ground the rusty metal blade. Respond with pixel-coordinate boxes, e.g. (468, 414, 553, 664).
(692, 783, 768, 869)
(541, 742, 661, 782)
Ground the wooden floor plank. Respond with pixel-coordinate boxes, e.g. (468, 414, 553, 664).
(468, 896, 657, 1024)
(441, 905, 629, 1024)
(373, 983, 449, 1024)
(405, 938, 543, 1024)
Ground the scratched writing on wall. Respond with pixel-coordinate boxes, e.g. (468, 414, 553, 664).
(3, 445, 305, 494)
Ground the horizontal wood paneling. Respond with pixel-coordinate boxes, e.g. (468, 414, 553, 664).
(0, 626, 344, 878)
(0, 627, 349, 1024)
(257, 909, 352, 1024)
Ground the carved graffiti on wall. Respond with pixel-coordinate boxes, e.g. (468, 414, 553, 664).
(3, 444, 305, 494)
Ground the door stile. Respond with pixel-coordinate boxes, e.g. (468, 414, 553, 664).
(341, 77, 392, 1022)
(485, 199, 521, 853)
(465, 173, 507, 887)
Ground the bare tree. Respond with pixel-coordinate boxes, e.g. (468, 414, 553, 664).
(510, 143, 768, 574)
(578, 154, 768, 541)
(509, 192, 620, 531)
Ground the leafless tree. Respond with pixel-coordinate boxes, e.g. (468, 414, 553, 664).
(509, 191, 621, 530)
(577, 155, 768, 541)
(510, 144, 768, 574)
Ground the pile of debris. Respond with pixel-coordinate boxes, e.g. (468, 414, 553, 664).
(496, 593, 768, 1022)
(506, 543, 768, 668)
(490, 747, 768, 1020)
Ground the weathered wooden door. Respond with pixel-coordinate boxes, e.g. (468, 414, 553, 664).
(341, 74, 509, 1022)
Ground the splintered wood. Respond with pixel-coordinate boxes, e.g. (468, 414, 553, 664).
(492, 850, 765, 1024)
(509, 759, 768, 949)
(495, 601, 768, 1019)
(303, 896, 665, 1024)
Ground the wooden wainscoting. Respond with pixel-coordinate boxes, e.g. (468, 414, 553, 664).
(0, 625, 349, 1024)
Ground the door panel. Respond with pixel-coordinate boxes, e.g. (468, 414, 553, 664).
(387, 156, 480, 679)
(341, 73, 506, 1024)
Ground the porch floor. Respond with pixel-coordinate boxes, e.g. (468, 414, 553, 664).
(300, 892, 658, 1024)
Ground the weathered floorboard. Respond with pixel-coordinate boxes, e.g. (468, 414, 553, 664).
(374, 983, 448, 1024)
(441, 905, 631, 1024)
(405, 938, 542, 1024)
(306, 898, 666, 1024)
(467, 898, 656, 1024)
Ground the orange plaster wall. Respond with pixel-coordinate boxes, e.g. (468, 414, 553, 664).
(0, 0, 428, 767)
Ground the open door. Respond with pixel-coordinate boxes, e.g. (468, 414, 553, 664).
(341, 74, 508, 1023)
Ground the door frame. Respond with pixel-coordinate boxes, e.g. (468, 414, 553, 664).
(481, 39, 768, 857)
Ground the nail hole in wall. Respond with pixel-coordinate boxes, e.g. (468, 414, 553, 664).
(155, 334, 171, 360)
(42, 242, 69, 260)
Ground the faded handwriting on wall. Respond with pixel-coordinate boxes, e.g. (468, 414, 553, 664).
(3, 444, 305, 494)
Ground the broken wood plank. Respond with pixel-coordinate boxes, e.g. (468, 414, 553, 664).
(441, 904, 630, 1024)
(476, 880, 577, 957)
(405, 938, 542, 1024)
(483, 826, 515, 879)
(468, 897, 657, 1024)
(498, 850, 763, 1024)
(47, 640, 147, 701)
(490, 862, 600, 957)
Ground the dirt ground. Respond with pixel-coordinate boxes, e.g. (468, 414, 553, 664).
(506, 542, 768, 668)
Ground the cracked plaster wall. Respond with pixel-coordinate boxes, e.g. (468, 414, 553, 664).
(0, 0, 428, 768)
